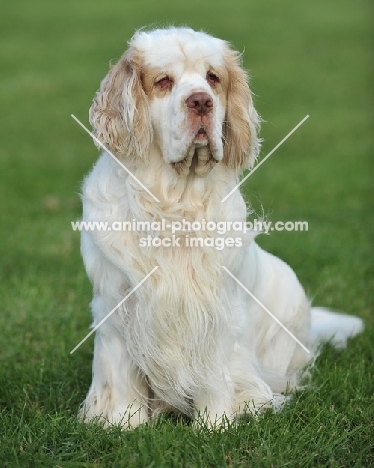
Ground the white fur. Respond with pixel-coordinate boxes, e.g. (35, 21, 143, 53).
(78, 27, 364, 428)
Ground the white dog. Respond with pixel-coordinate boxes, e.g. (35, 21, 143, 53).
(78, 27, 363, 428)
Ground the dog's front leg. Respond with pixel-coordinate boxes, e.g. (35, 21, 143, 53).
(78, 305, 149, 428)
(194, 378, 235, 428)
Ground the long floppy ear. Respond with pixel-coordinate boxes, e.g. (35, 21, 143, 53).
(222, 46, 260, 172)
(89, 49, 152, 161)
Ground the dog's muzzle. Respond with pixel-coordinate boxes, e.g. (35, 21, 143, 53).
(171, 92, 219, 177)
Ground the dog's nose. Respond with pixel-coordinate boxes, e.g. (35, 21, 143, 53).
(186, 93, 213, 116)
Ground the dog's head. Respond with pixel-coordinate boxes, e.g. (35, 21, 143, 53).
(89, 27, 260, 176)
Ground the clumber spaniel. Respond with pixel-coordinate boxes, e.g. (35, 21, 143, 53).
(78, 27, 363, 428)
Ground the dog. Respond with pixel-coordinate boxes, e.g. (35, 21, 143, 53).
(78, 27, 363, 428)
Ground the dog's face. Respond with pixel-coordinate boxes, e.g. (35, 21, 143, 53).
(89, 28, 260, 176)
(140, 30, 228, 176)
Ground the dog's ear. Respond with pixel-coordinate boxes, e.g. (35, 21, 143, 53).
(89, 49, 152, 161)
(222, 47, 260, 171)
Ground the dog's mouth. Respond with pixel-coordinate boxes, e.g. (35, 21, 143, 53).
(171, 126, 218, 177)
(193, 127, 209, 145)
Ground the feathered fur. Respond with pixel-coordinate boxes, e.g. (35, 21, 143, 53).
(78, 27, 363, 428)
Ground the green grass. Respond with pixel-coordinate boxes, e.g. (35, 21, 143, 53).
(1, 0, 373, 466)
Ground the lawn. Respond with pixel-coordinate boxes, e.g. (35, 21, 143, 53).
(0, 0, 373, 466)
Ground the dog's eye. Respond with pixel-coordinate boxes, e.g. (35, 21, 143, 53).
(207, 72, 220, 87)
(155, 76, 173, 90)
